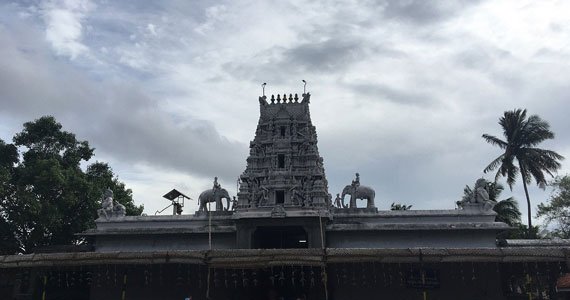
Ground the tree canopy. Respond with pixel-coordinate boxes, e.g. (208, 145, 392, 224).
(483, 108, 564, 237)
(537, 175, 570, 238)
(0, 116, 143, 254)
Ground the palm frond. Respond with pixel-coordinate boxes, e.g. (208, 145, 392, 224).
(493, 197, 522, 226)
(486, 181, 504, 201)
(484, 155, 505, 173)
(500, 109, 526, 145)
(462, 185, 473, 203)
(482, 134, 508, 149)
(522, 115, 555, 146)
(520, 148, 564, 187)
(504, 159, 518, 189)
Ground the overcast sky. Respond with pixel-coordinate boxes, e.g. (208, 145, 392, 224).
(1, 0, 569, 219)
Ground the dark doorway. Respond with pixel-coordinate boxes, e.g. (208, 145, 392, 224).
(253, 226, 308, 249)
(277, 154, 285, 168)
(275, 190, 285, 204)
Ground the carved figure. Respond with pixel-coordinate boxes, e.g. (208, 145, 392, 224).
(300, 177, 312, 207)
(97, 188, 126, 219)
(459, 178, 495, 211)
(230, 196, 238, 211)
(213, 177, 221, 191)
(258, 186, 269, 206)
(290, 118, 298, 138)
(271, 205, 286, 218)
(334, 193, 346, 208)
(473, 178, 490, 203)
(351, 173, 360, 188)
(198, 188, 231, 211)
(341, 184, 375, 208)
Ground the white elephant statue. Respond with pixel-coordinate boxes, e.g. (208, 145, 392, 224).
(198, 188, 231, 211)
(341, 184, 376, 208)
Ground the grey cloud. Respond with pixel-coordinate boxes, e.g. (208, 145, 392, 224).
(2, 0, 569, 218)
(282, 39, 363, 72)
(347, 83, 439, 107)
(524, 85, 570, 144)
(222, 38, 368, 81)
(380, 0, 484, 25)
(223, 39, 403, 83)
(455, 46, 511, 71)
(453, 43, 525, 90)
(0, 18, 245, 183)
(533, 47, 570, 61)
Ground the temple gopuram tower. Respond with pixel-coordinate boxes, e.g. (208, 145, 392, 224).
(237, 92, 330, 210)
(234, 91, 331, 249)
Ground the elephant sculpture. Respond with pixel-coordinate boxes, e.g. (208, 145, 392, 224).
(198, 188, 231, 211)
(341, 184, 376, 208)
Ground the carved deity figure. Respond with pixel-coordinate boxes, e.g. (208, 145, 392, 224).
(473, 178, 490, 203)
(351, 173, 360, 189)
(213, 177, 221, 191)
(458, 178, 495, 211)
(334, 193, 346, 208)
(302, 178, 312, 207)
(290, 118, 298, 138)
(258, 185, 269, 206)
(97, 188, 126, 219)
(212, 176, 222, 200)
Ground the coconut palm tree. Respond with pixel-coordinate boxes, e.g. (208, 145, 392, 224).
(483, 109, 564, 236)
(461, 179, 521, 226)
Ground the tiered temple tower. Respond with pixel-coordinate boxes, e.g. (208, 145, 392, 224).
(237, 92, 330, 210)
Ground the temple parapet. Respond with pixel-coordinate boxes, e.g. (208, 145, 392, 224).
(259, 93, 311, 105)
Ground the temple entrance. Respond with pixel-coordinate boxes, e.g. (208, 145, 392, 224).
(275, 190, 285, 204)
(253, 226, 308, 249)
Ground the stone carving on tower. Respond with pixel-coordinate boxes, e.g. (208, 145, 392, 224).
(236, 92, 330, 210)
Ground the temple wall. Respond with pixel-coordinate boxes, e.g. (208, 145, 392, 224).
(95, 232, 236, 252)
(327, 230, 498, 248)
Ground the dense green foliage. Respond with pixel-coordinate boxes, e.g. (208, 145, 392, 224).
(537, 176, 570, 238)
(0, 116, 143, 254)
(483, 109, 564, 236)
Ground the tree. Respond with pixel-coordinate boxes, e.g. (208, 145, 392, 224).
(390, 202, 412, 210)
(537, 175, 570, 238)
(461, 179, 522, 227)
(86, 162, 144, 216)
(483, 109, 564, 237)
(0, 139, 19, 254)
(0, 116, 142, 254)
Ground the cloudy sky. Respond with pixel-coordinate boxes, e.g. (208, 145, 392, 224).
(1, 0, 569, 219)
